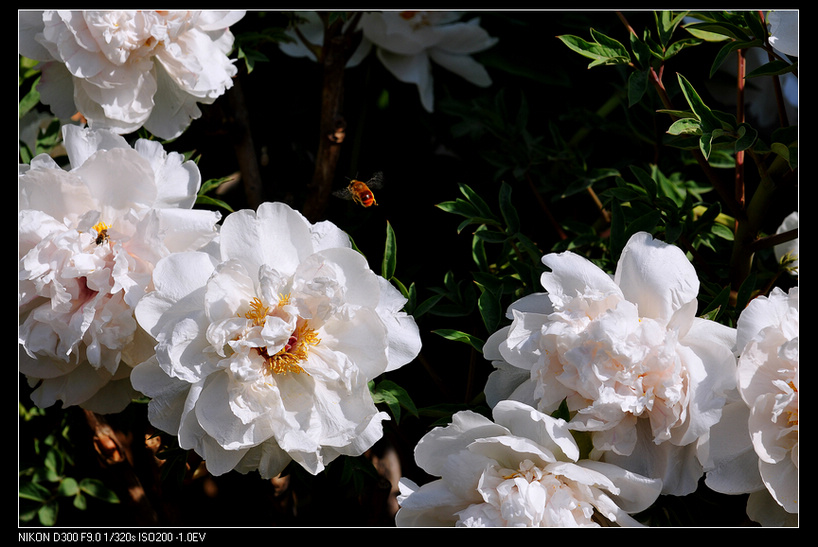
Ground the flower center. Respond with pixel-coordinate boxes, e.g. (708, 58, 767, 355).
(244, 296, 319, 376)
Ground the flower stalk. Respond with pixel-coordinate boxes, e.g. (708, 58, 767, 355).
(302, 12, 362, 221)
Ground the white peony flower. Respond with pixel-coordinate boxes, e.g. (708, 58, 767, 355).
(395, 399, 662, 527)
(19, 125, 221, 414)
(279, 11, 497, 113)
(360, 11, 498, 112)
(130, 202, 422, 478)
(705, 287, 798, 526)
(774, 211, 798, 275)
(767, 10, 798, 57)
(18, 10, 245, 139)
(483, 232, 737, 496)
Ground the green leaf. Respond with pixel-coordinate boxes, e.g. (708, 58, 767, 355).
(683, 21, 751, 41)
(550, 399, 571, 421)
(78, 478, 119, 504)
(771, 142, 797, 170)
(38, 502, 58, 526)
(499, 182, 520, 234)
(667, 117, 702, 136)
(655, 11, 689, 47)
(436, 199, 479, 219)
(19, 480, 51, 502)
(745, 60, 798, 79)
(709, 39, 762, 78)
(629, 166, 657, 202)
(734, 272, 757, 311)
(557, 31, 630, 68)
(676, 73, 724, 132)
(381, 221, 397, 281)
(627, 69, 650, 107)
(413, 294, 444, 318)
(73, 492, 88, 511)
(432, 329, 485, 353)
(195, 194, 234, 212)
(700, 284, 730, 321)
(370, 379, 419, 422)
(734, 123, 758, 153)
(57, 477, 79, 497)
(18, 76, 41, 119)
(476, 284, 502, 334)
(458, 183, 495, 219)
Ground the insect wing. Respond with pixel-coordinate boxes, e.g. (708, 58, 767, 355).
(332, 186, 354, 201)
(365, 171, 384, 190)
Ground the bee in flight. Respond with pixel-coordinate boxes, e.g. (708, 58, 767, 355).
(333, 172, 383, 208)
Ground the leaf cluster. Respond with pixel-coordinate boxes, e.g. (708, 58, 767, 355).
(19, 405, 119, 526)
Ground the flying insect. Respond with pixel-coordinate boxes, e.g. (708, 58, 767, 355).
(333, 172, 383, 208)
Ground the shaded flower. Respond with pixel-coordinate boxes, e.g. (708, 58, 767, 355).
(131, 202, 421, 478)
(18, 10, 245, 139)
(279, 11, 498, 113)
(360, 11, 498, 112)
(705, 287, 798, 526)
(278, 11, 371, 67)
(767, 10, 798, 57)
(19, 125, 221, 413)
(483, 232, 737, 495)
(396, 399, 662, 527)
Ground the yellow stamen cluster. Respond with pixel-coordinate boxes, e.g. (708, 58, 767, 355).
(786, 380, 798, 426)
(242, 295, 319, 376)
(245, 297, 270, 327)
(265, 320, 320, 376)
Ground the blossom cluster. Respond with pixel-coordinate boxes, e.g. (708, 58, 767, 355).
(18, 9, 422, 480)
(18, 125, 422, 477)
(394, 232, 797, 526)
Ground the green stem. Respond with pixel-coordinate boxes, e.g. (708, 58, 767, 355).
(729, 148, 777, 290)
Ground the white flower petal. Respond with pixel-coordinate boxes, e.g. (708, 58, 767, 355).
(614, 231, 699, 325)
(376, 48, 435, 112)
